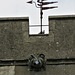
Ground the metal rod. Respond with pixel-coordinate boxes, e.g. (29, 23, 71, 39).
(27, 0, 58, 34)
(40, 0, 43, 33)
(30, 25, 48, 27)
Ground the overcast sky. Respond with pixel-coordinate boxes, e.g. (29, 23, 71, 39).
(0, 0, 75, 34)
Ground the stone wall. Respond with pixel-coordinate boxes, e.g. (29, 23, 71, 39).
(0, 15, 75, 59)
(49, 15, 75, 59)
(0, 15, 75, 75)
(15, 65, 75, 75)
(23, 15, 75, 59)
(0, 66, 15, 75)
(0, 17, 29, 59)
(1, 65, 75, 75)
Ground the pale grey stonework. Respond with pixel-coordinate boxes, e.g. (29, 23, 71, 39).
(0, 66, 15, 75)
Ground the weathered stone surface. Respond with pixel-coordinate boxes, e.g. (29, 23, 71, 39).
(0, 17, 29, 59)
(1, 65, 75, 75)
(0, 16, 75, 75)
(48, 15, 75, 59)
(0, 66, 15, 75)
(15, 65, 75, 75)
(23, 15, 75, 59)
(0, 15, 75, 59)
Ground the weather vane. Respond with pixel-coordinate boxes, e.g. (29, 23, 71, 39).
(27, 0, 58, 34)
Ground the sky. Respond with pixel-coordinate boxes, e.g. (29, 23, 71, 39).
(0, 0, 75, 34)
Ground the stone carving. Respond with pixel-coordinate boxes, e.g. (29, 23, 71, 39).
(28, 54, 46, 71)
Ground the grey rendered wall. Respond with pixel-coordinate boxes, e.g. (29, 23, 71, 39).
(0, 65, 75, 75)
(0, 17, 29, 59)
(14, 15, 75, 75)
(49, 15, 75, 59)
(15, 65, 75, 75)
(23, 15, 75, 59)
(0, 15, 75, 75)
(0, 15, 75, 59)
(0, 66, 15, 75)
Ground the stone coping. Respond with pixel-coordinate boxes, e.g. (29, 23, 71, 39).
(0, 17, 29, 21)
(49, 15, 75, 20)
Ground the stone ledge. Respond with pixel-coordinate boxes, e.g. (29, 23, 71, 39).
(0, 17, 29, 21)
(49, 15, 75, 20)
